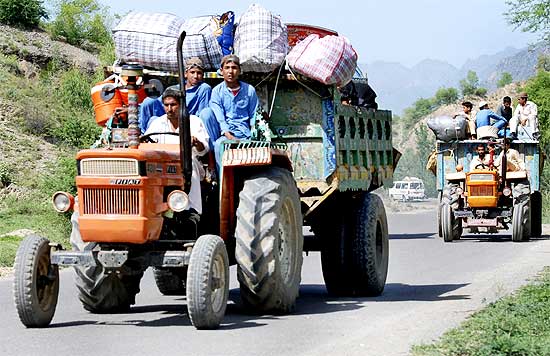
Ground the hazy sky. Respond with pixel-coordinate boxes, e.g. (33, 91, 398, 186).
(100, 0, 539, 68)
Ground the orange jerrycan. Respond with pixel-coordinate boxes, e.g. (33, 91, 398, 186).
(91, 80, 123, 127)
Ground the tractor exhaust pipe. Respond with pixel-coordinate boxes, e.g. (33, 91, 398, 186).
(176, 31, 192, 194)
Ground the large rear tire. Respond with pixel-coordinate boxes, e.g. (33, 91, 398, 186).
(235, 167, 303, 314)
(186, 235, 229, 329)
(530, 191, 542, 238)
(352, 193, 389, 296)
(13, 235, 59, 328)
(441, 203, 454, 243)
(317, 194, 355, 296)
(512, 181, 530, 242)
(70, 212, 143, 313)
(153, 267, 186, 296)
(441, 183, 462, 242)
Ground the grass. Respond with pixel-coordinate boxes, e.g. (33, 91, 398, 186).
(412, 268, 550, 356)
(0, 195, 71, 267)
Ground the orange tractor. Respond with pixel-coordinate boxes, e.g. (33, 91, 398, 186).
(14, 29, 396, 329)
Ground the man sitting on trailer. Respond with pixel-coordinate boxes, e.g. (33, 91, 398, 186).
(209, 54, 259, 173)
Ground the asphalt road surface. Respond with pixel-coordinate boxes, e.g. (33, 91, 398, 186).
(1, 207, 549, 356)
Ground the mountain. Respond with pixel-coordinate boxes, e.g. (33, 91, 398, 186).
(362, 43, 548, 115)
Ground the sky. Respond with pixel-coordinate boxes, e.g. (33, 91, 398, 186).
(99, 0, 539, 69)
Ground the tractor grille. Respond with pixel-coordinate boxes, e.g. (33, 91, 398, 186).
(469, 186, 493, 197)
(82, 188, 140, 215)
(80, 158, 139, 176)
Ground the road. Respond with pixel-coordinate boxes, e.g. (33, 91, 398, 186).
(1, 208, 549, 356)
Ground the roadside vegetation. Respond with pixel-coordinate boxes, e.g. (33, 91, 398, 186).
(0, 0, 115, 267)
(412, 267, 550, 356)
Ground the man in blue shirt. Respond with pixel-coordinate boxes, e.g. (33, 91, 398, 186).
(138, 57, 212, 133)
(475, 101, 507, 138)
(209, 54, 259, 171)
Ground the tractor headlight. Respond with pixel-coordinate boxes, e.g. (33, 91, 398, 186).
(52, 192, 74, 213)
(167, 190, 190, 212)
(502, 186, 512, 197)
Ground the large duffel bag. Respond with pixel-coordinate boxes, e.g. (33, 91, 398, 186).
(179, 15, 226, 71)
(233, 4, 288, 73)
(286, 34, 357, 86)
(427, 115, 468, 141)
(113, 12, 183, 72)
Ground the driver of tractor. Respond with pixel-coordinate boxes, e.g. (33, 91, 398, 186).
(470, 143, 500, 171)
(144, 88, 209, 215)
(470, 144, 490, 171)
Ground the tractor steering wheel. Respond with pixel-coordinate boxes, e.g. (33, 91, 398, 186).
(139, 132, 179, 143)
(475, 163, 487, 169)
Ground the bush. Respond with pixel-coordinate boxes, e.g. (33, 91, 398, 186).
(0, 161, 14, 187)
(48, 0, 113, 48)
(39, 154, 77, 195)
(0, 0, 48, 29)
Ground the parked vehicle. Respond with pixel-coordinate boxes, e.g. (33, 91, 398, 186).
(388, 177, 426, 201)
(13, 28, 399, 330)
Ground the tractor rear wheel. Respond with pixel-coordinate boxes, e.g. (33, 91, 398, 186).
(441, 203, 454, 243)
(512, 181, 531, 242)
(70, 212, 143, 313)
(153, 267, 186, 296)
(530, 191, 542, 238)
(186, 234, 229, 329)
(13, 235, 59, 328)
(235, 167, 303, 314)
(352, 193, 389, 296)
(441, 184, 462, 241)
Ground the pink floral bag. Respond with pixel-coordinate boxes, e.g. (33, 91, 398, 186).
(286, 34, 357, 86)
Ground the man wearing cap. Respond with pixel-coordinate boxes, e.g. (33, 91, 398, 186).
(475, 101, 508, 138)
(138, 57, 212, 133)
(509, 92, 538, 139)
(209, 54, 259, 172)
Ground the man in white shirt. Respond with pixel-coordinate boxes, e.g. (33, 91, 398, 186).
(509, 92, 539, 139)
(144, 88, 209, 215)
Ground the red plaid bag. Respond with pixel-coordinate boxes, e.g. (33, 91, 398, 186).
(287, 34, 357, 86)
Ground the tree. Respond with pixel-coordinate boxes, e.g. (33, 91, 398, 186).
(460, 70, 480, 97)
(434, 87, 459, 105)
(48, 0, 113, 48)
(506, 0, 550, 43)
(0, 0, 48, 28)
(497, 72, 513, 87)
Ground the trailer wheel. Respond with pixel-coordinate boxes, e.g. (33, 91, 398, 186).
(153, 267, 186, 296)
(512, 181, 531, 242)
(186, 235, 229, 329)
(235, 167, 303, 314)
(352, 193, 389, 296)
(530, 191, 542, 238)
(70, 212, 143, 313)
(13, 235, 59, 328)
(317, 194, 355, 296)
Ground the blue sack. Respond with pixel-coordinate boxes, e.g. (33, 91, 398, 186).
(215, 11, 235, 56)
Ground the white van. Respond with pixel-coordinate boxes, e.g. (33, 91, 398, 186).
(388, 177, 426, 201)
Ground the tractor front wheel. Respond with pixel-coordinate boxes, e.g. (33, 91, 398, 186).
(13, 235, 59, 328)
(186, 234, 229, 329)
